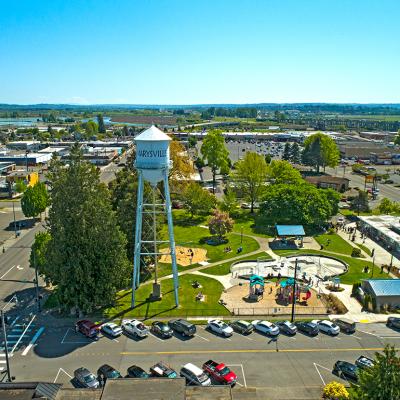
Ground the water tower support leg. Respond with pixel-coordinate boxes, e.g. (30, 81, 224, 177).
(132, 171, 144, 308)
(164, 169, 179, 307)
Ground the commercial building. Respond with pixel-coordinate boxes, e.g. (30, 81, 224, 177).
(6, 140, 41, 151)
(304, 175, 350, 192)
(358, 215, 400, 256)
(361, 279, 400, 310)
(0, 152, 52, 166)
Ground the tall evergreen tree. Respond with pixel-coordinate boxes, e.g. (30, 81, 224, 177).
(290, 142, 301, 164)
(43, 144, 129, 313)
(97, 114, 106, 134)
(282, 142, 291, 161)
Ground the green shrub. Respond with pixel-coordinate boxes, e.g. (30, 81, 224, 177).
(351, 247, 362, 258)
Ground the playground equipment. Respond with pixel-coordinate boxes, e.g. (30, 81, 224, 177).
(277, 279, 312, 306)
(248, 274, 265, 301)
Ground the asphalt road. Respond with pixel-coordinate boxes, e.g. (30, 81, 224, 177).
(7, 320, 400, 391)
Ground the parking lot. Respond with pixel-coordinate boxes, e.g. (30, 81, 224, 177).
(8, 320, 400, 391)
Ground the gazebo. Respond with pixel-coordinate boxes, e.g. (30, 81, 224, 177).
(275, 225, 305, 247)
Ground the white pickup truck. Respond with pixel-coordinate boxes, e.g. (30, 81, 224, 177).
(122, 319, 149, 338)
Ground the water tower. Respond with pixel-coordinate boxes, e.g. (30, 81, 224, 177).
(131, 125, 179, 307)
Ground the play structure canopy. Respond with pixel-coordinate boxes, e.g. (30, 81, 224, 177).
(249, 274, 265, 287)
(276, 225, 305, 237)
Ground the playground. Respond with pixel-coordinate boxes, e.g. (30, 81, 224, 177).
(159, 246, 208, 267)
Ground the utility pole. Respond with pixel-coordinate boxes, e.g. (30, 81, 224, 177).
(33, 250, 41, 312)
(12, 202, 17, 238)
(290, 258, 298, 323)
(1, 310, 12, 382)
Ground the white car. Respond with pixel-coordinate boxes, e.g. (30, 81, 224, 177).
(206, 319, 233, 337)
(101, 322, 122, 337)
(251, 320, 280, 336)
(122, 319, 149, 338)
(312, 320, 340, 336)
(180, 363, 211, 386)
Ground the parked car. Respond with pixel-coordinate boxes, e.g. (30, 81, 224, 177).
(207, 319, 233, 337)
(74, 367, 100, 388)
(168, 319, 196, 337)
(122, 319, 148, 338)
(355, 356, 374, 370)
(150, 362, 177, 379)
(387, 317, 400, 330)
(251, 320, 280, 336)
(180, 363, 211, 386)
(202, 360, 237, 386)
(97, 364, 122, 385)
(333, 361, 358, 382)
(312, 320, 340, 336)
(295, 321, 319, 336)
(75, 320, 99, 340)
(277, 320, 297, 335)
(101, 322, 123, 337)
(332, 318, 356, 334)
(151, 321, 173, 338)
(230, 320, 254, 335)
(126, 365, 150, 379)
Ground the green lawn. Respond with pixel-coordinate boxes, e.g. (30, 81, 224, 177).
(202, 251, 273, 275)
(232, 211, 272, 238)
(272, 249, 391, 284)
(104, 274, 229, 319)
(355, 243, 372, 256)
(314, 233, 356, 256)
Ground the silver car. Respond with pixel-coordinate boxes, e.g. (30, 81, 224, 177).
(74, 367, 99, 388)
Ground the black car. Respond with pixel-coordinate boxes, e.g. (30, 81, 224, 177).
(387, 317, 400, 330)
(295, 321, 319, 336)
(230, 320, 254, 335)
(333, 361, 358, 382)
(168, 319, 197, 337)
(97, 364, 122, 385)
(151, 321, 173, 338)
(150, 362, 177, 379)
(277, 321, 297, 335)
(126, 365, 150, 379)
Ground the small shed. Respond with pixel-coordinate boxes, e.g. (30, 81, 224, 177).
(362, 279, 400, 310)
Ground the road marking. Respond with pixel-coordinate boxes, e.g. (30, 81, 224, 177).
(54, 367, 73, 383)
(227, 363, 247, 388)
(10, 315, 36, 355)
(10, 316, 20, 327)
(61, 328, 69, 344)
(120, 346, 398, 356)
(357, 329, 379, 337)
(149, 332, 164, 343)
(0, 265, 15, 280)
(16, 265, 23, 270)
(194, 334, 209, 342)
(241, 335, 253, 341)
(22, 327, 45, 356)
(112, 338, 119, 343)
(313, 363, 330, 386)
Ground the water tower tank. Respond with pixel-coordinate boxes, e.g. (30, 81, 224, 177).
(134, 125, 172, 184)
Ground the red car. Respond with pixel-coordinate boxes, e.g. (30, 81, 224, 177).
(75, 320, 99, 340)
(202, 360, 237, 386)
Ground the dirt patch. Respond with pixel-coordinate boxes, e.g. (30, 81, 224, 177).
(159, 246, 208, 267)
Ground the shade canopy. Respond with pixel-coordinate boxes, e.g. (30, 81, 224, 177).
(276, 225, 305, 237)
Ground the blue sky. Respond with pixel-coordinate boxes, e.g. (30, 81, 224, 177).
(1, 0, 399, 104)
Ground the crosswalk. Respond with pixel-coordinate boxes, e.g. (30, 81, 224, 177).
(0, 321, 44, 367)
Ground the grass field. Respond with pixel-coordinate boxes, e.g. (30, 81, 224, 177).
(314, 233, 357, 256)
(104, 274, 229, 319)
(272, 249, 391, 284)
(202, 251, 273, 275)
(355, 243, 372, 256)
(232, 211, 272, 238)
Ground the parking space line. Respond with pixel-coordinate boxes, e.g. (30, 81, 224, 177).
(61, 328, 70, 344)
(10, 316, 20, 327)
(228, 364, 247, 388)
(241, 335, 253, 341)
(10, 315, 36, 355)
(54, 367, 73, 383)
(313, 363, 327, 386)
(0, 265, 15, 280)
(149, 333, 164, 342)
(194, 334, 209, 342)
(22, 327, 45, 356)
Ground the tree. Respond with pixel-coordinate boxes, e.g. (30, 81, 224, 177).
(201, 130, 229, 193)
(394, 129, 400, 145)
(85, 120, 98, 137)
(265, 154, 272, 164)
(42, 144, 130, 313)
(302, 132, 340, 172)
(290, 142, 301, 164)
(258, 183, 339, 227)
(208, 209, 234, 240)
(182, 182, 217, 217)
(14, 179, 27, 194)
(267, 160, 303, 185)
(322, 381, 349, 399)
(97, 114, 106, 134)
(220, 186, 239, 216)
(21, 182, 49, 218)
(169, 140, 195, 190)
(351, 190, 370, 213)
(188, 135, 197, 148)
(352, 345, 400, 400)
(282, 142, 291, 161)
(233, 152, 268, 213)
(378, 198, 400, 214)
(30, 232, 51, 285)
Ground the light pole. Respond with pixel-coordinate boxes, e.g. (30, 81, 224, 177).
(240, 226, 243, 244)
(0, 310, 12, 381)
(290, 258, 298, 323)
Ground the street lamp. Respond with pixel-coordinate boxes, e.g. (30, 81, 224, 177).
(290, 258, 298, 323)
